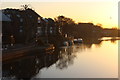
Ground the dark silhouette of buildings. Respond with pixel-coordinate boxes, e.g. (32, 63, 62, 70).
(2, 8, 62, 49)
(102, 28, 119, 37)
(2, 8, 41, 45)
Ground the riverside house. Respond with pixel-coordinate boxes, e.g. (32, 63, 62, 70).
(2, 7, 63, 50)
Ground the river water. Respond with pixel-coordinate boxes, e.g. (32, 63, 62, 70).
(2, 37, 118, 79)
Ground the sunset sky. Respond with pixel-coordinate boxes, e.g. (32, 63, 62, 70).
(1, 0, 119, 28)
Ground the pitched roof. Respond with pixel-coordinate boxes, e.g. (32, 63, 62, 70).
(0, 11, 11, 21)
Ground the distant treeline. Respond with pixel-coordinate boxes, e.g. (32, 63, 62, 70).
(54, 15, 120, 38)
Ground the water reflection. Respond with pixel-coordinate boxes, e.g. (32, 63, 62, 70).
(2, 38, 118, 79)
(2, 46, 76, 79)
(56, 46, 75, 69)
(73, 38, 102, 52)
(83, 38, 102, 48)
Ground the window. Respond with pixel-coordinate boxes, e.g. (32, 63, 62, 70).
(30, 15, 32, 18)
(37, 27, 41, 34)
(17, 14, 20, 17)
(38, 17, 41, 23)
(19, 26, 23, 32)
(7, 14, 11, 18)
(59, 27, 61, 32)
(38, 20, 41, 23)
(19, 29, 23, 32)
(20, 18, 23, 22)
(38, 17, 40, 20)
(50, 27, 53, 34)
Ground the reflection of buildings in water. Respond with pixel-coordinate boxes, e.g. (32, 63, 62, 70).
(73, 39, 102, 53)
(73, 44, 91, 53)
(110, 39, 117, 44)
(83, 38, 102, 48)
(3, 51, 59, 79)
(2, 39, 118, 79)
(3, 56, 40, 79)
(2, 47, 77, 79)
(56, 46, 76, 69)
(3, 40, 104, 79)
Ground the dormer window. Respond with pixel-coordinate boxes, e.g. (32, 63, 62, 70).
(38, 17, 41, 23)
(38, 17, 40, 20)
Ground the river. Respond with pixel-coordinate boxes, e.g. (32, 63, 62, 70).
(2, 37, 118, 79)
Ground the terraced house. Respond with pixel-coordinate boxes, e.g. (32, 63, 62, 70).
(2, 6, 62, 49)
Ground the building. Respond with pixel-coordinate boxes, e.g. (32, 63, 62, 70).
(2, 8, 42, 45)
(2, 7, 63, 48)
(37, 17, 61, 36)
(2, 13, 12, 47)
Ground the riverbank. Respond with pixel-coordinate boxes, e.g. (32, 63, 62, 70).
(2, 44, 55, 62)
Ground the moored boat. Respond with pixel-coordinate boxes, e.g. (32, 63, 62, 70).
(74, 38, 83, 44)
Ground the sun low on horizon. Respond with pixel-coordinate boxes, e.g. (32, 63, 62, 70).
(1, 1, 119, 28)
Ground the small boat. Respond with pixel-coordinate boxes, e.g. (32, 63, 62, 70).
(74, 38, 83, 44)
(78, 38, 83, 43)
(68, 40, 74, 46)
(62, 40, 74, 47)
(62, 41, 69, 46)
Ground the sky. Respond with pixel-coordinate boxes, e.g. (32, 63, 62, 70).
(1, 0, 120, 28)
